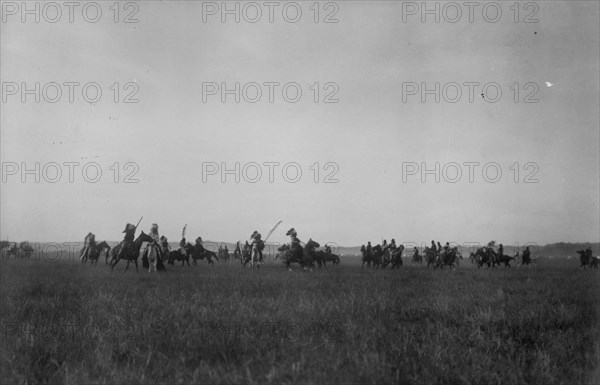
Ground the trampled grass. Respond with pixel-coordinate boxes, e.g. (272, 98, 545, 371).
(1, 258, 598, 384)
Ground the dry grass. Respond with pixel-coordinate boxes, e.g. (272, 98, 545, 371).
(1, 257, 598, 384)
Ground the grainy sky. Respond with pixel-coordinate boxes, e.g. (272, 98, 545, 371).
(1, 1, 599, 245)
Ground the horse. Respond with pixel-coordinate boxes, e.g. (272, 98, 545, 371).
(241, 242, 252, 267)
(302, 239, 320, 270)
(323, 251, 341, 265)
(360, 245, 373, 268)
(276, 239, 320, 271)
(85, 241, 110, 265)
(185, 243, 219, 265)
(248, 243, 262, 269)
(233, 242, 243, 263)
(109, 231, 154, 272)
(577, 249, 598, 269)
(424, 247, 438, 268)
(474, 248, 493, 269)
(276, 244, 302, 271)
(141, 241, 166, 272)
(5, 243, 18, 259)
(371, 245, 384, 268)
(411, 249, 422, 264)
(389, 245, 405, 269)
(313, 250, 341, 267)
(434, 247, 460, 269)
(9, 242, 34, 260)
(167, 249, 190, 267)
(494, 253, 515, 267)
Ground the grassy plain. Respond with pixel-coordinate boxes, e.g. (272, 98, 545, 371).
(0, 256, 598, 384)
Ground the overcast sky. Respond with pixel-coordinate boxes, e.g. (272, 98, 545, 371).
(1, 1, 599, 246)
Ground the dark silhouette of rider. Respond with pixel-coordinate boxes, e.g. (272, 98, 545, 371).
(287, 228, 302, 259)
(80, 232, 96, 261)
(116, 223, 136, 260)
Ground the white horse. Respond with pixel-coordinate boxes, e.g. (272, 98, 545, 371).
(248, 243, 261, 269)
(143, 241, 162, 273)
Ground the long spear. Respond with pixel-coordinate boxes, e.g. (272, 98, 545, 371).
(134, 216, 143, 230)
(264, 220, 283, 242)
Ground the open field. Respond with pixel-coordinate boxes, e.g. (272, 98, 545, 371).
(1, 258, 598, 385)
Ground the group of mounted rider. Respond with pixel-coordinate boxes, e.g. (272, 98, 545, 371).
(359, 239, 538, 270)
(78, 220, 339, 272)
(467, 242, 531, 268)
(360, 239, 406, 269)
(276, 229, 341, 270)
(79, 221, 219, 272)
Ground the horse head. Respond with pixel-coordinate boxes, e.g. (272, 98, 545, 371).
(135, 231, 154, 245)
(277, 244, 290, 252)
(305, 238, 320, 250)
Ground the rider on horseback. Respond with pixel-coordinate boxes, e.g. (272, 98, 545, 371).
(287, 228, 302, 260)
(160, 235, 170, 256)
(389, 239, 397, 251)
(116, 223, 136, 261)
(498, 243, 504, 257)
(80, 232, 96, 261)
(143, 223, 161, 272)
(195, 237, 206, 253)
(250, 231, 264, 262)
(324, 244, 332, 255)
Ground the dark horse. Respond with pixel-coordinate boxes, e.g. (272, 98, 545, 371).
(276, 244, 302, 270)
(277, 239, 320, 271)
(360, 245, 372, 268)
(313, 250, 341, 268)
(167, 249, 190, 267)
(241, 242, 253, 267)
(389, 245, 405, 269)
(411, 249, 423, 264)
(184, 243, 219, 265)
(424, 247, 437, 268)
(370, 245, 384, 268)
(473, 248, 493, 269)
(83, 241, 110, 265)
(577, 249, 598, 269)
(435, 247, 461, 269)
(494, 253, 515, 267)
(302, 239, 320, 269)
(109, 231, 154, 272)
